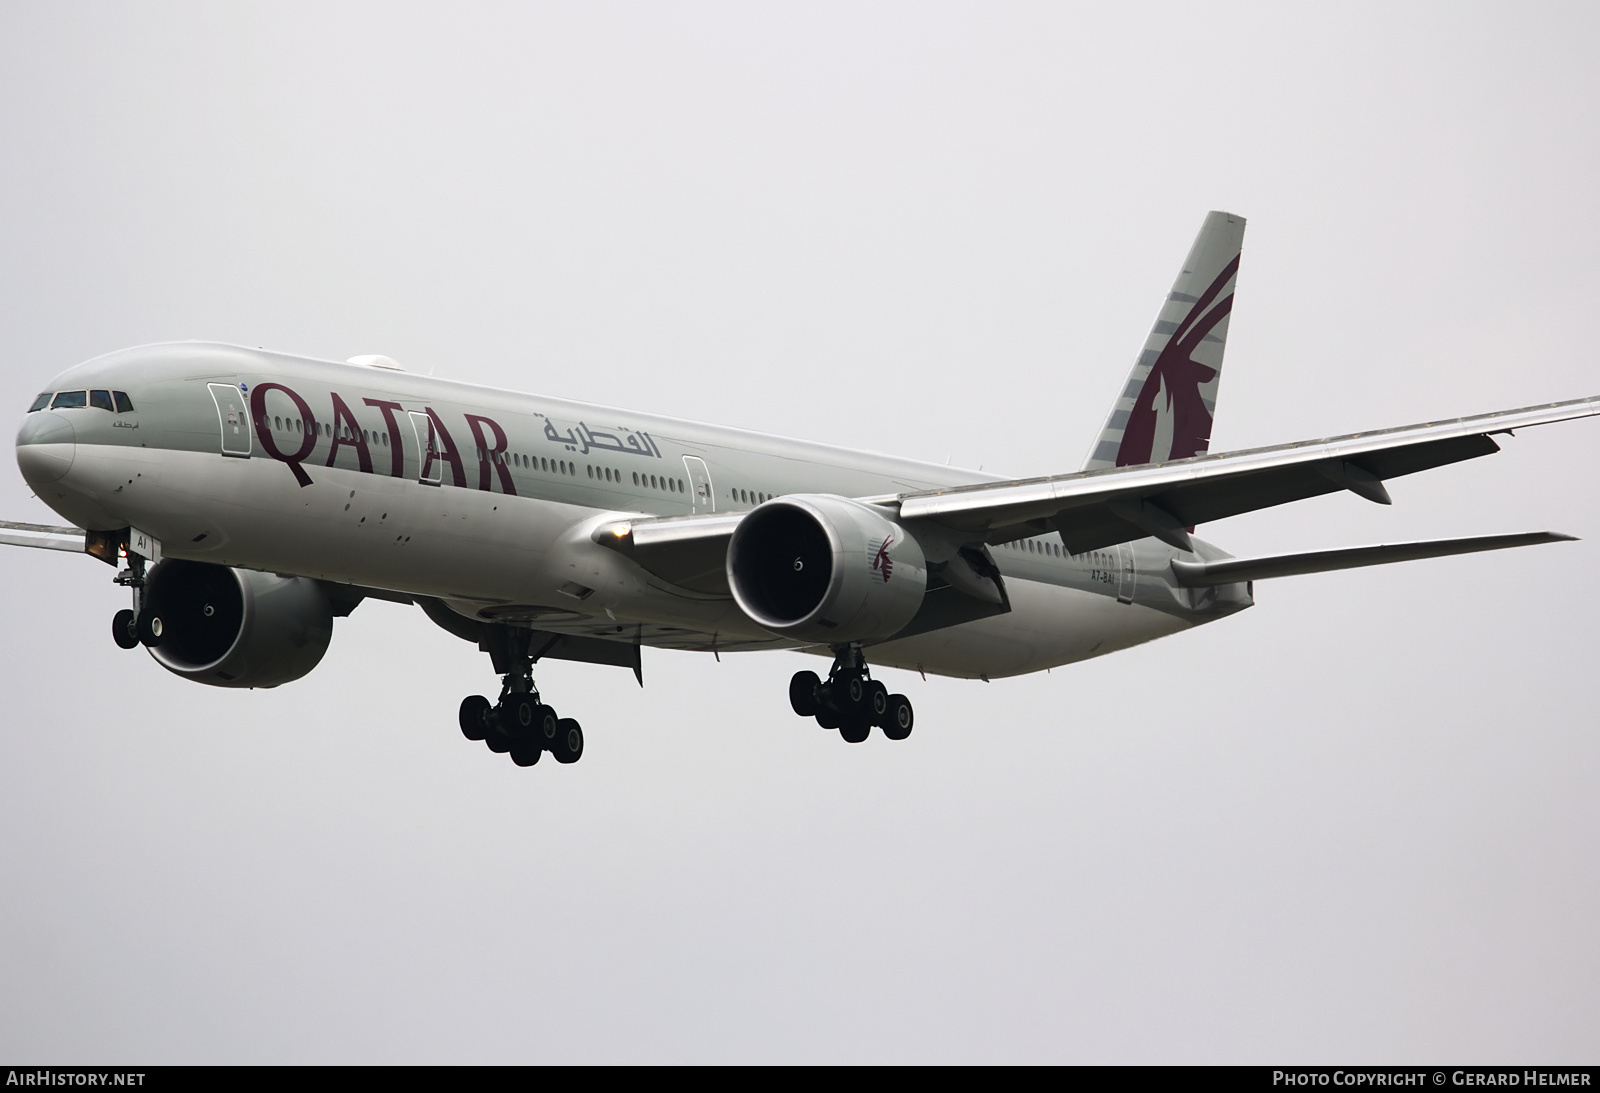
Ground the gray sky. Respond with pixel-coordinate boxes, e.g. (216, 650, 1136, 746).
(2, 1, 1597, 1063)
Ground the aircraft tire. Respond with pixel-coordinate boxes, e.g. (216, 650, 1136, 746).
(112, 609, 140, 650)
(552, 718, 584, 764)
(865, 681, 889, 726)
(839, 715, 870, 744)
(816, 695, 840, 730)
(881, 695, 914, 741)
(789, 671, 821, 717)
(459, 695, 491, 741)
(505, 693, 539, 739)
(535, 705, 560, 748)
(842, 675, 866, 708)
(509, 740, 542, 767)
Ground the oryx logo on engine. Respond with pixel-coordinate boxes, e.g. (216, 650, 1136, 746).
(870, 535, 894, 582)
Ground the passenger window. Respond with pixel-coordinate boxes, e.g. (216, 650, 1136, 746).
(28, 393, 50, 412)
(51, 391, 87, 409)
(113, 391, 134, 413)
(90, 390, 114, 411)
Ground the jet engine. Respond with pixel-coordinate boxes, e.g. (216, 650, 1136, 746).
(141, 560, 334, 688)
(727, 494, 926, 644)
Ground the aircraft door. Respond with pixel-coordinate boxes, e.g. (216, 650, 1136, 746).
(683, 456, 715, 513)
(208, 383, 251, 457)
(1116, 541, 1137, 604)
(408, 411, 442, 485)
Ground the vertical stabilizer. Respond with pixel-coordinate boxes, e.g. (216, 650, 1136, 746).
(1083, 211, 1245, 471)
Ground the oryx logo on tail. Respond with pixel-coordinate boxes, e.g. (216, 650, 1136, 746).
(1082, 211, 1246, 473)
(1115, 254, 1237, 467)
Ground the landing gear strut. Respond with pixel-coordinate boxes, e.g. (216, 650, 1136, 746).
(110, 548, 157, 651)
(789, 644, 913, 744)
(459, 625, 585, 768)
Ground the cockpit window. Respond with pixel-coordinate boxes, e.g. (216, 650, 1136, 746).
(90, 390, 114, 411)
(113, 391, 134, 413)
(51, 391, 87, 409)
(28, 393, 50, 412)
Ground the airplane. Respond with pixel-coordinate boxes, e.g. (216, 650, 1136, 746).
(6, 211, 1596, 770)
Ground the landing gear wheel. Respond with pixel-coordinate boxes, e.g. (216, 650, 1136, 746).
(509, 740, 542, 767)
(505, 693, 539, 738)
(536, 705, 560, 748)
(485, 729, 512, 754)
(815, 685, 840, 730)
(839, 715, 871, 744)
(136, 612, 164, 648)
(842, 675, 867, 708)
(789, 671, 821, 717)
(112, 609, 139, 650)
(458, 695, 491, 741)
(865, 681, 889, 726)
(552, 718, 584, 764)
(881, 694, 914, 741)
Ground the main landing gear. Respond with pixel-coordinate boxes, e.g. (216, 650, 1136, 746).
(458, 626, 585, 768)
(788, 644, 913, 744)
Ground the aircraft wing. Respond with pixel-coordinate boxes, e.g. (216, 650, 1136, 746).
(897, 397, 1600, 552)
(0, 519, 87, 553)
(0, 520, 123, 565)
(595, 512, 743, 594)
(597, 397, 1599, 591)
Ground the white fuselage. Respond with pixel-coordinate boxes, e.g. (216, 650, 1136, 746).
(16, 343, 1247, 680)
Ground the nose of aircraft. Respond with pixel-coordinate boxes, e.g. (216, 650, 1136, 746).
(15, 412, 76, 486)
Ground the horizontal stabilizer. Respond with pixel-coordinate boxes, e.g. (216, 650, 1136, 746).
(0, 519, 86, 553)
(1170, 531, 1575, 586)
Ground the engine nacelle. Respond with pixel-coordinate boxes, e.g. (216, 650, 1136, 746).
(143, 560, 334, 688)
(727, 494, 926, 644)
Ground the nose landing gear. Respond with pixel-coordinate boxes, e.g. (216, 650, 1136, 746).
(459, 625, 586, 768)
(110, 546, 163, 651)
(789, 645, 914, 744)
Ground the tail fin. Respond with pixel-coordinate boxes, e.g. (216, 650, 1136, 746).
(1083, 211, 1246, 471)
